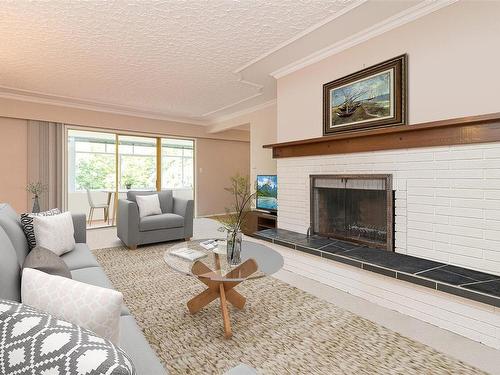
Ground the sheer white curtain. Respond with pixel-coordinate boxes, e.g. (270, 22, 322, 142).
(27, 121, 63, 211)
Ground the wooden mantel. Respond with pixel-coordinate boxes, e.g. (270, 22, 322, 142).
(263, 113, 500, 158)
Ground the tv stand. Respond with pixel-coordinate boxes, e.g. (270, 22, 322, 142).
(242, 210, 277, 236)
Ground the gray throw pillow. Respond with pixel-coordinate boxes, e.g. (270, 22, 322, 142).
(0, 298, 136, 375)
(22, 246, 72, 279)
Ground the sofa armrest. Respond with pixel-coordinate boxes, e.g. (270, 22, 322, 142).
(117, 199, 140, 248)
(173, 198, 194, 238)
(71, 213, 87, 243)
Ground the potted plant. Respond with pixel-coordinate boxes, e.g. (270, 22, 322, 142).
(26, 182, 47, 213)
(217, 174, 255, 265)
(122, 175, 135, 190)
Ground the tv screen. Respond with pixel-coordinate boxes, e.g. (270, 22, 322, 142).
(256, 175, 278, 212)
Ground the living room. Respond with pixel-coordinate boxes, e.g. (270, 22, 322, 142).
(1, 1, 500, 374)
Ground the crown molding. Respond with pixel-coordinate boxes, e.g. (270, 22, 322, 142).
(0, 86, 210, 126)
(200, 89, 263, 118)
(271, 0, 458, 79)
(208, 99, 277, 129)
(233, 0, 367, 74)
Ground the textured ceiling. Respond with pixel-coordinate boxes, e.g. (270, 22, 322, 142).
(0, 0, 357, 123)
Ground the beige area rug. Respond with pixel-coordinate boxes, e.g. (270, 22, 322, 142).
(93, 243, 484, 375)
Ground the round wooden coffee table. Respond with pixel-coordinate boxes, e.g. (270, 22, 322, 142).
(164, 239, 284, 339)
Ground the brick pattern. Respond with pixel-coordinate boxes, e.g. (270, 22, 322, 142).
(277, 143, 500, 276)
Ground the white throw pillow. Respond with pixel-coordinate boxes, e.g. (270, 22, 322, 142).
(136, 194, 162, 218)
(21, 268, 123, 344)
(32, 211, 75, 256)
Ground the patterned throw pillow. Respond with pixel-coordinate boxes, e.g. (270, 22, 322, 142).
(22, 268, 123, 344)
(20, 208, 61, 250)
(0, 298, 135, 375)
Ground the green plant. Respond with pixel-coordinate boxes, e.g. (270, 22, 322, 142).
(122, 174, 136, 188)
(217, 174, 255, 233)
(26, 182, 47, 197)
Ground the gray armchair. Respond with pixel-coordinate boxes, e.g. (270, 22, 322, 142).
(117, 190, 194, 249)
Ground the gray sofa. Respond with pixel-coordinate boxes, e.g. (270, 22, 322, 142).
(118, 190, 194, 249)
(0, 203, 167, 375)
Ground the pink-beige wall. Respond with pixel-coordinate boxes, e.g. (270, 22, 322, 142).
(0, 117, 28, 212)
(0, 98, 250, 216)
(277, 2, 500, 142)
(196, 138, 250, 216)
(0, 97, 249, 142)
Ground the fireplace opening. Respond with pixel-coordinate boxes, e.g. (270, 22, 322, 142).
(310, 175, 394, 251)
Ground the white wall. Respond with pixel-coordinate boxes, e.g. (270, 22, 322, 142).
(249, 105, 277, 188)
(212, 104, 277, 191)
(277, 2, 500, 142)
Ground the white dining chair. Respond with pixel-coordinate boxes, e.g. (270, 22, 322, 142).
(86, 189, 110, 226)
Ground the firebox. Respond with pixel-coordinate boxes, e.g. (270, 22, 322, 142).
(310, 174, 394, 251)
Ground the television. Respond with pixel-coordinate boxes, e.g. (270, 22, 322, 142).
(256, 175, 278, 213)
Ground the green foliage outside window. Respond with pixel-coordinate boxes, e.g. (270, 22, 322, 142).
(75, 154, 157, 191)
(75, 154, 115, 190)
(120, 156, 156, 189)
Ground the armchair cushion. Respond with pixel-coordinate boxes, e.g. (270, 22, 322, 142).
(127, 190, 173, 214)
(136, 194, 162, 218)
(139, 213, 184, 232)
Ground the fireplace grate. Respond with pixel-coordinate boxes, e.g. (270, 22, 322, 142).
(310, 174, 394, 251)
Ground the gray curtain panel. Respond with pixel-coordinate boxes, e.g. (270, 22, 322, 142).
(27, 121, 63, 211)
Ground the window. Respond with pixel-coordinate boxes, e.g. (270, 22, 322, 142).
(161, 138, 194, 189)
(119, 136, 157, 190)
(67, 130, 116, 192)
(68, 131, 194, 193)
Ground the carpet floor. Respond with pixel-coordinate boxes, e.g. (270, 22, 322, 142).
(93, 243, 484, 375)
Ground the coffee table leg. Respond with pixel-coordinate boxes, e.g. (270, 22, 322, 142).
(219, 283, 232, 339)
(187, 286, 219, 314)
(188, 259, 258, 339)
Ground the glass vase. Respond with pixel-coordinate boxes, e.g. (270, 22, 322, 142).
(32, 195, 40, 213)
(226, 229, 242, 265)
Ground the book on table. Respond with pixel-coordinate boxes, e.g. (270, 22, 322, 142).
(170, 247, 207, 261)
(200, 239, 218, 250)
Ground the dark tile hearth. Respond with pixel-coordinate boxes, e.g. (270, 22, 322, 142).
(346, 247, 443, 274)
(463, 279, 500, 295)
(253, 228, 500, 308)
(322, 240, 360, 253)
(419, 265, 499, 287)
(295, 235, 334, 249)
(418, 268, 477, 286)
(440, 265, 498, 282)
(320, 243, 352, 255)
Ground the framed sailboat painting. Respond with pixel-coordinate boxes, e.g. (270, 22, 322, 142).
(323, 54, 407, 135)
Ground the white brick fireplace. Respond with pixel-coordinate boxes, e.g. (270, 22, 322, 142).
(275, 143, 500, 349)
(278, 143, 500, 276)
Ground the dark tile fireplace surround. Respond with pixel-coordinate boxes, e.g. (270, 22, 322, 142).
(254, 174, 500, 308)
